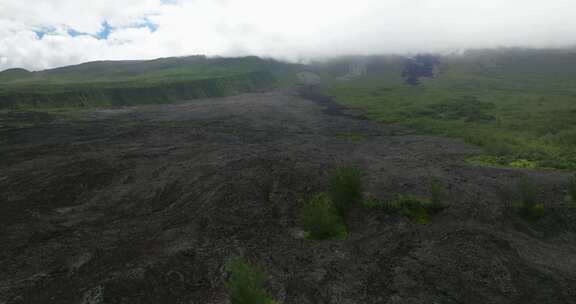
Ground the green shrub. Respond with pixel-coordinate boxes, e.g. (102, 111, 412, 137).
(429, 177, 449, 212)
(388, 194, 447, 224)
(569, 173, 576, 206)
(301, 193, 347, 240)
(392, 195, 434, 224)
(426, 96, 496, 123)
(336, 132, 368, 142)
(362, 188, 447, 224)
(362, 196, 400, 213)
(226, 257, 277, 304)
(328, 166, 363, 216)
(514, 178, 545, 222)
(509, 159, 538, 169)
(362, 196, 387, 210)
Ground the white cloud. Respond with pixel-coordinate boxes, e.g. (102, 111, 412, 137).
(0, 0, 159, 32)
(1, 0, 576, 71)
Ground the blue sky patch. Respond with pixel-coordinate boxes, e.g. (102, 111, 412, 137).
(67, 21, 112, 39)
(33, 26, 56, 39)
(34, 19, 158, 41)
(34, 30, 46, 39)
(131, 18, 159, 33)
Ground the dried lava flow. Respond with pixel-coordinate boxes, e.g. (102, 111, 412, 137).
(0, 90, 575, 303)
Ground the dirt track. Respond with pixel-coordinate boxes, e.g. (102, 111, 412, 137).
(1, 90, 575, 303)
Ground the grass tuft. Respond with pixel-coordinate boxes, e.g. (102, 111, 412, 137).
(429, 177, 449, 212)
(301, 193, 347, 240)
(362, 178, 448, 223)
(328, 166, 363, 217)
(514, 178, 545, 222)
(363, 194, 446, 224)
(392, 195, 434, 224)
(226, 257, 277, 304)
(362, 195, 397, 213)
(335, 132, 368, 143)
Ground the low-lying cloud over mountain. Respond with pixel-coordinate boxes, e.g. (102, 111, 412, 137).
(1, 0, 575, 71)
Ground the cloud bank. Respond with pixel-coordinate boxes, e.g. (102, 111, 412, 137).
(1, 0, 575, 71)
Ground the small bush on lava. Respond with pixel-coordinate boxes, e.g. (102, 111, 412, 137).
(301, 193, 347, 240)
(328, 165, 363, 216)
(226, 257, 277, 304)
(514, 177, 545, 222)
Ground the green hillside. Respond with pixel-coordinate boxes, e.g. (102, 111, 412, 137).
(3, 49, 576, 170)
(322, 49, 576, 170)
(0, 56, 296, 109)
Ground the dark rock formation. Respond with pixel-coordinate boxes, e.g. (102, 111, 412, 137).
(402, 54, 440, 85)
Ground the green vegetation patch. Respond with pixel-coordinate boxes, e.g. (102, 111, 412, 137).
(328, 165, 363, 217)
(0, 56, 298, 110)
(362, 178, 448, 224)
(323, 50, 576, 170)
(364, 194, 446, 224)
(299, 165, 364, 240)
(466, 156, 539, 169)
(392, 195, 439, 224)
(335, 132, 368, 142)
(226, 257, 278, 304)
(568, 173, 576, 207)
(514, 178, 545, 222)
(300, 193, 347, 240)
(429, 177, 449, 208)
(394, 192, 447, 224)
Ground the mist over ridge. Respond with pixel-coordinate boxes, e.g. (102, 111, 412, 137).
(2, 0, 576, 71)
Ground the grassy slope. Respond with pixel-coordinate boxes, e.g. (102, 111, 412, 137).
(324, 49, 576, 170)
(0, 56, 297, 110)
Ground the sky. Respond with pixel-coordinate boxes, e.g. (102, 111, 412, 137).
(1, 0, 575, 71)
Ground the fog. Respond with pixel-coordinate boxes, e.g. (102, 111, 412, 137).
(1, 0, 575, 71)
